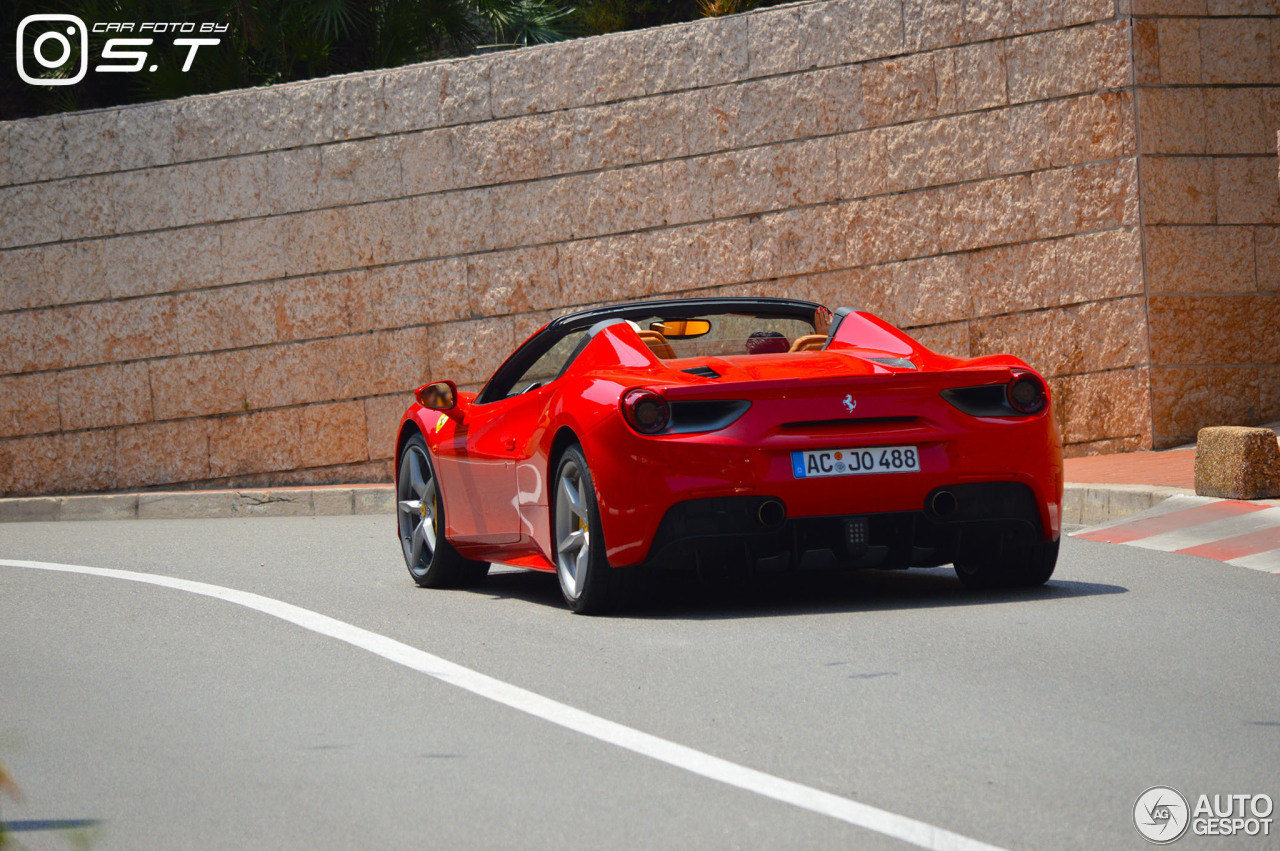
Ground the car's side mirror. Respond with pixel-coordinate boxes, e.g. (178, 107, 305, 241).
(415, 380, 458, 411)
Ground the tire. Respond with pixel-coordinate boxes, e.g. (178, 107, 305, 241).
(397, 433, 489, 588)
(552, 444, 647, 614)
(954, 538, 1059, 590)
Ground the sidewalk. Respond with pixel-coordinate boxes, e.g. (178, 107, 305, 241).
(1061, 446, 1197, 527)
(1064, 447, 1195, 490)
(1062, 425, 1280, 574)
(0, 449, 1198, 525)
(0, 483, 396, 522)
(7, 439, 1276, 574)
(3, 428, 1277, 525)
(1068, 420, 1280, 491)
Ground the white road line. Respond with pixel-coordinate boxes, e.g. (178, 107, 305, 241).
(2, 558, 1009, 851)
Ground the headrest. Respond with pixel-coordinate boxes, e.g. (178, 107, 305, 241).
(746, 330, 790, 355)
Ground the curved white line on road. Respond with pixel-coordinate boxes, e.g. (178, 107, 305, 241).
(2, 558, 1009, 851)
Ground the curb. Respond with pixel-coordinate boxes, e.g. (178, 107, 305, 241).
(0, 481, 1194, 525)
(0, 485, 396, 522)
(1062, 482, 1195, 527)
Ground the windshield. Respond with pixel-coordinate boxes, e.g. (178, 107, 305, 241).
(630, 313, 817, 359)
(474, 298, 826, 404)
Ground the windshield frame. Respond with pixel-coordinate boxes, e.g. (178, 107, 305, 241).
(473, 297, 823, 404)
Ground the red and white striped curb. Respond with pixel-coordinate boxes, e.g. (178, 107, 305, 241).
(1071, 495, 1280, 574)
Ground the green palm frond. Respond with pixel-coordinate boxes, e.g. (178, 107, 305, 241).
(474, 0, 575, 46)
(305, 0, 364, 40)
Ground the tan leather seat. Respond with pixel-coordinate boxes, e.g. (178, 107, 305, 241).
(788, 334, 827, 353)
(637, 329, 677, 360)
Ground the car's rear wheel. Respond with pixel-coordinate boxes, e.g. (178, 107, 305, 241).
(954, 538, 1058, 589)
(553, 444, 645, 614)
(397, 433, 489, 588)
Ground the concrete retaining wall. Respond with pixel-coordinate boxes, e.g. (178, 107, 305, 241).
(0, 0, 1277, 495)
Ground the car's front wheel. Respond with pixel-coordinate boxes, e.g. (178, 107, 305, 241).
(954, 538, 1059, 590)
(553, 444, 646, 614)
(397, 433, 489, 588)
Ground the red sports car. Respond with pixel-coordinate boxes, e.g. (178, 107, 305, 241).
(395, 297, 1063, 613)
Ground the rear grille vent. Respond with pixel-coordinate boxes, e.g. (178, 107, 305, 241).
(670, 400, 750, 434)
(681, 365, 721, 378)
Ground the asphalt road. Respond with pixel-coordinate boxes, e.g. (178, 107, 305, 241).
(1, 516, 1278, 850)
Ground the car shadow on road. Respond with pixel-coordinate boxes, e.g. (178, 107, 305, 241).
(477, 566, 1127, 619)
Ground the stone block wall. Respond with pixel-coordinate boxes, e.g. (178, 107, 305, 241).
(0, 0, 1276, 495)
(1133, 0, 1280, 447)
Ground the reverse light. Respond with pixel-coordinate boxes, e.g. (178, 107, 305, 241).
(1006, 373, 1047, 415)
(622, 388, 670, 434)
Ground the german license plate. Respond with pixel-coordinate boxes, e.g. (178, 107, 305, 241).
(791, 446, 920, 478)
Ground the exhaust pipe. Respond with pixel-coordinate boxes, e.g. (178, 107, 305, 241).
(757, 498, 786, 530)
(929, 489, 958, 518)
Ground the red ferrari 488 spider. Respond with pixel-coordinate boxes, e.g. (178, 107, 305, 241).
(396, 297, 1063, 613)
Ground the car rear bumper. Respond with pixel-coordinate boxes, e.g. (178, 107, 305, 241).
(582, 406, 1062, 567)
(641, 482, 1046, 573)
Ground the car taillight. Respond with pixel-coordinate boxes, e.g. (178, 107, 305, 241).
(621, 388, 670, 434)
(941, 372, 1050, 417)
(1007, 373, 1047, 415)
